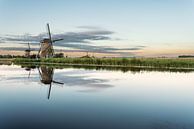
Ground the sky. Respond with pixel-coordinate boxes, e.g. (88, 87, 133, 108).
(0, 0, 194, 57)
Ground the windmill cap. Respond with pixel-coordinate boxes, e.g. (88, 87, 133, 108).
(41, 38, 50, 43)
(25, 49, 31, 52)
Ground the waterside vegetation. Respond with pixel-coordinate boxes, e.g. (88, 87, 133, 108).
(14, 57, 194, 69)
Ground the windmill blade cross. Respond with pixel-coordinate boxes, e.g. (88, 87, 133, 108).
(37, 42, 42, 57)
(47, 23, 52, 43)
(28, 70, 31, 79)
(52, 38, 64, 43)
(48, 83, 52, 100)
(47, 23, 54, 56)
(52, 80, 64, 85)
(28, 42, 31, 50)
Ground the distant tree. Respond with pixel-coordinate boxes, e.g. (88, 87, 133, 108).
(54, 53, 64, 58)
(30, 54, 37, 59)
(179, 55, 194, 58)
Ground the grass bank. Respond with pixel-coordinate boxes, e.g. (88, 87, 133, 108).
(13, 57, 194, 69)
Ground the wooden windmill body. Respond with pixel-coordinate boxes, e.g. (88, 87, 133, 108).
(38, 24, 63, 58)
(40, 39, 53, 58)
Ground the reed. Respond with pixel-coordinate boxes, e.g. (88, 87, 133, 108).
(14, 57, 194, 69)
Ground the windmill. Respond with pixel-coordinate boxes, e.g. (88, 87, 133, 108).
(25, 42, 34, 58)
(38, 66, 64, 99)
(38, 23, 63, 58)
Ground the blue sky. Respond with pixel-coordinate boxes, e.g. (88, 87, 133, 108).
(0, 0, 194, 57)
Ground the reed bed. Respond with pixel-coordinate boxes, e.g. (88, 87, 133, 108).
(14, 58, 194, 69)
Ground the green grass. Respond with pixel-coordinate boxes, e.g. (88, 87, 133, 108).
(13, 57, 194, 69)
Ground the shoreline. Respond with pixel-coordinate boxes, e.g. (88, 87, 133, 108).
(1, 58, 194, 72)
(1, 57, 194, 69)
(13, 61, 194, 70)
(12, 57, 194, 70)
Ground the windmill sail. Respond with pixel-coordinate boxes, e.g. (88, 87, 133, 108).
(28, 42, 30, 50)
(47, 23, 54, 57)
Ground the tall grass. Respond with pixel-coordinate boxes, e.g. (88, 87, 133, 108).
(14, 58, 194, 68)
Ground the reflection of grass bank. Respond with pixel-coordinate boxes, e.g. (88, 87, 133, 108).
(18, 63, 194, 73)
(14, 58, 194, 69)
(0, 58, 13, 65)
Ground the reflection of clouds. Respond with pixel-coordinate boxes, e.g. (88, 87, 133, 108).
(77, 89, 108, 93)
(0, 75, 4, 81)
(51, 69, 113, 92)
(1, 67, 113, 92)
(0, 65, 31, 81)
(54, 71, 113, 92)
(1, 75, 37, 83)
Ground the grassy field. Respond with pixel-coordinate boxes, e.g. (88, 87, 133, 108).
(13, 57, 194, 69)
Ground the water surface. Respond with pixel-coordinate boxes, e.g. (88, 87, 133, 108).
(0, 64, 194, 129)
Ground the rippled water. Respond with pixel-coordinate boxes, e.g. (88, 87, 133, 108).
(0, 64, 194, 129)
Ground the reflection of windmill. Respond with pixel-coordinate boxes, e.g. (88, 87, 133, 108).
(38, 23, 63, 58)
(38, 66, 64, 99)
(25, 42, 34, 58)
(23, 65, 36, 78)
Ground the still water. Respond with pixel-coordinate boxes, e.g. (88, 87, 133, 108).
(0, 64, 194, 129)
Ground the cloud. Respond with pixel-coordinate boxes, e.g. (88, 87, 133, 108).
(77, 26, 103, 30)
(2, 33, 47, 43)
(0, 27, 146, 55)
(0, 45, 144, 55)
(0, 40, 3, 43)
(1, 28, 114, 44)
(52, 30, 114, 43)
(53, 43, 144, 53)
